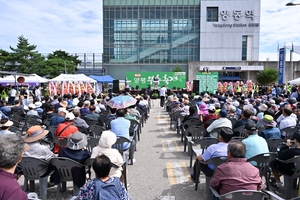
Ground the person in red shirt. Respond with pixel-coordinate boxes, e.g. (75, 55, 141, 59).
(54, 112, 78, 153)
(202, 105, 219, 129)
(210, 141, 263, 195)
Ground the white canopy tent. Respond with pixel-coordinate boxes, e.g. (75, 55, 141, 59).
(0, 73, 48, 86)
(288, 77, 300, 85)
(50, 74, 96, 83)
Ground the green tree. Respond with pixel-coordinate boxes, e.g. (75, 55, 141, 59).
(256, 67, 278, 85)
(43, 50, 80, 78)
(9, 35, 45, 73)
(172, 66, 183, 72)
(0, 49, 14, 72)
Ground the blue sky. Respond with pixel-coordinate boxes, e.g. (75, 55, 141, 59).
(0, 0, 300, 61)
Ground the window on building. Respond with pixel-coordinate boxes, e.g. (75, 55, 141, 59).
(207, 7, 218, 22)
(242, 36, 247, 60)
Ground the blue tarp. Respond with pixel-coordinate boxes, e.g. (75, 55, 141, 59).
(89, 75, 115, 83)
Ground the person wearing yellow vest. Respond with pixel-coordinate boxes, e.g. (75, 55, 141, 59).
(287, 83, 291, 96)
(254, 84, 259, 97)
(237, 85, 242, 96)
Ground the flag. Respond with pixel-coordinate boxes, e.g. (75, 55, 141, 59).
(292, 42, 294, 52)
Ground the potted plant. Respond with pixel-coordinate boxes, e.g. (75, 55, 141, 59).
(151, 93, 159, 99)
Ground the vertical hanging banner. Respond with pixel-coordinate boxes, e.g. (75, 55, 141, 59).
(278, 48, 285, 84)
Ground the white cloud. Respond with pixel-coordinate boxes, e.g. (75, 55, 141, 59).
(0, 0, 300, 61)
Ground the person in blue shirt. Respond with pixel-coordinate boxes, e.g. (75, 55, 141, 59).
(259, 115, 281, 140)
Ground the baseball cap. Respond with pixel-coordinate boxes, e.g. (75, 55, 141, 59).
(245, 121, 257, 131)
(65, 112, 75, 121)
(219, 109, 227, 117)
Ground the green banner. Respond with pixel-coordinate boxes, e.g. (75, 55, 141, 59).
(126, 72, 186, 89)
(196, 72, 219, 93)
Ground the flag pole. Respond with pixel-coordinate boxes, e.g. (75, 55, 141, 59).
(291, 42, 294, 80)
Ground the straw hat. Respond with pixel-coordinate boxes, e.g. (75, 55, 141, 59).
(0, 119, 13, 127)
(23, 126, 49, 143)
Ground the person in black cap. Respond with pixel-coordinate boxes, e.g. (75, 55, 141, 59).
(242, 121, 269, 160)
(190, 127, 233, 182)
(271, 132, 300, 188)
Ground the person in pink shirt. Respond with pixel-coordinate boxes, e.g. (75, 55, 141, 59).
(210, 140, 263, 195)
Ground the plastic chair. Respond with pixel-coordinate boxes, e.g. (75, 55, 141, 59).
(89, 125, 105, 138)
(47, 125, 58, 136)
(184, 125, 206, 153)
(195, 156, 228, 197)
(266, 138, 283, 152)
(181, 118, 202, 142)
(275, 156, 300, 199)
(129, 119, 140, 141)
(247, 152, 277, 190)
(19, 157, 52, 200)
(9, 125, 22, 135)
(169, 110, 184, 130)
(189, 137, 219, 167)
(208, 127, 225, 139)
(50, 157, 84, 199)
(27, 192, 41, 200)
(210, 187, 267, 200)
(231, 136, 245, 142)
(233, 125, 246, 137)
(87, 137, 99, 152)
(77, 126, 90, 135)
(203, 118, 217, 128)
(114, 136, 132, 164)
(281, 126, 299, 141)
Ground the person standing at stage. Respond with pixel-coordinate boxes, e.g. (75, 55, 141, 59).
(159, 85, 167, 108)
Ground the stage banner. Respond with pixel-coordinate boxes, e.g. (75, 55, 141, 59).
(278, 47, 285, 84)
(196, 72, 219, 93)
(126, 72, 186, 89)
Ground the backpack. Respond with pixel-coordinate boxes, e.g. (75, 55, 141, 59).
(94, 178, 122, 200)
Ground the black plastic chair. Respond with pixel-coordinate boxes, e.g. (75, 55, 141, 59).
(19, 157, 52, 200)
(89, 125, 105, 138)
(50, 157, 84, 199)
(247, 152, 277, 190)
(233, 125, 246, 137)
(281, 126, 299, 141)
(184, 125, 207, 153)
(195, 156, 228, 193)
(113, 136, 132, 164)
(181, 118, 202, 142)
(266, 138, 283, 152)
(53, 136, 68, 151)
(189, 137, 219, 167)
(87, 137, 99, 152)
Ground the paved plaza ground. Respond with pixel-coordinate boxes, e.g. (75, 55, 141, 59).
(18, 99, 296, 199)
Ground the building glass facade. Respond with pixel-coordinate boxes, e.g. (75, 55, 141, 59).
(103, 0, 201, 64)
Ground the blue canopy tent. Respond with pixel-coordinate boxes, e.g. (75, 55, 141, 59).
(89, 75, 115, 94)
(89, 75, 115, 83)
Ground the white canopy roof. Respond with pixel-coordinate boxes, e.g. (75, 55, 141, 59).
(0, 73, 48, 85)
(288, 77, 300, 85)
(50, 74, 96, 83)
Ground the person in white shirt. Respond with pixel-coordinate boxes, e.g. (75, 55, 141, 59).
(279, 106, 297, 138)
(207, 109, 232, 138)
(34, 86, 41, 101)
(9, 86, 17, 105)
(159, 85, 167, 107)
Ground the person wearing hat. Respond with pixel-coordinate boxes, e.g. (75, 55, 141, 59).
(95, 98, 106, 112)
(34, 101, 44, 118)
(222, 98, 232, 111)
(206, 110, 232, 137)
(211, 141, 263, 195)
(91, 130, 124, 179)
(203, 105, 219, 129)
(191, 127, 233, 182)
(0, 118, 14, 134)
(227, 105, 238, 121)
(0, 134, 29, 200)
(54, 112, 78, 153)
(23, 126, 55, 160)
(242, 121, 269, 160)
(23, 126, 59, 187)
(58, 132, 90, 188)
(271, 132, 300, 188)
(257, 103, 268, 120)
(27, 103, 39, 117)
(259, 115, 281, 140)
